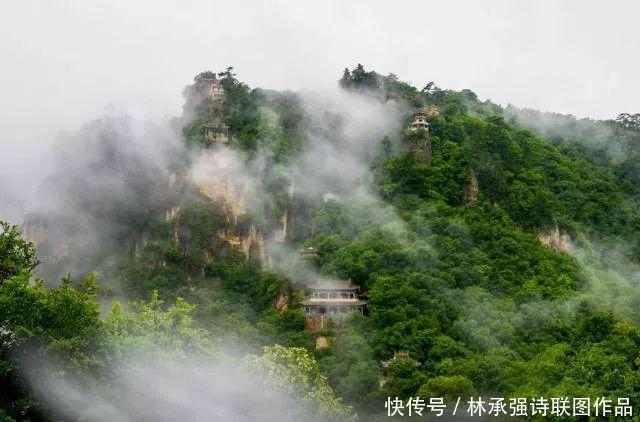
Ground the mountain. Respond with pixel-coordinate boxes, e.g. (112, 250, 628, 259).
(2, 64, 640, 420)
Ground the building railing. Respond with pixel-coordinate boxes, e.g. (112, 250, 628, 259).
(307, 298, 361, 302)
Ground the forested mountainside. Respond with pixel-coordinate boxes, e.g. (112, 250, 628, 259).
(3, 64, 640, 421)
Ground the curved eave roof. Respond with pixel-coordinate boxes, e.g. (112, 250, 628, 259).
(301, 300, 366, 306)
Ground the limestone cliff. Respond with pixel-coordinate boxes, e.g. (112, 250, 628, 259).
(193, 173, 249, 224)
(276, 182, 296, 243)
(218, 223, 267, 265)
(165, 205, 181, 222)
(537, 225, 572, 252)
(465, 169, 479, 204)
(22, 217, 72, 265)
(191, 150, 267, 265)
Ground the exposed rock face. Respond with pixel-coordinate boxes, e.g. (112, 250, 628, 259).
(278, 209, 288, 243)
(22, 217, 72, 265)
(218, 223, 266, 265)
(192, 150, 249, 223)
(165, 206, 181, 222)
(423, 138, 433, 164)
(196, 177, 249, 223)
(276, 182, 295, 243)
(465, 169, 479, 204)
(274, 294, 288, 311)
(537, 225, 572, 252)
(315, 336, 328, 349)
(305, 315, 324, 332)
(412, 135, 432, 164)
(190, 150, 269, 265)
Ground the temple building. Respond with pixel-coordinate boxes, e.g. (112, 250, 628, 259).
(299, 246, 318, 258)
(194, 71, 225, 103)
(410, 106, 441, 132)
(302, 279, 365, 330)
(209, 78, 224, 102)
(204, 123, 230, 143)
(410, 108, 430, 131)
(408, 106, 441, 164)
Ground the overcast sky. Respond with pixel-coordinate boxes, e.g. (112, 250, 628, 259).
(1, 0, 639, 146)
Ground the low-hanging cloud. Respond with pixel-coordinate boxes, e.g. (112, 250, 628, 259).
(21, 350, 319, 422)
(1, 108, 186, 281)
(187, 85, 409, 286)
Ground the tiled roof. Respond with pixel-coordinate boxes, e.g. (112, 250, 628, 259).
(310, 279, 358, 290)
(301, 299, 365, 306)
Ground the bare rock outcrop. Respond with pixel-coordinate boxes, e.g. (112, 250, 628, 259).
(537, 225, 572, 252)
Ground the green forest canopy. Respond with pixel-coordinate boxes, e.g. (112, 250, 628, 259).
(3, 64, 640, 419)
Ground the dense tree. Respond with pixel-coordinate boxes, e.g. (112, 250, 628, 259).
(0, 223, 38, 283)
(5, 65, 640, 420)
(616, 112, 640, 132)
(246, 344, 355, 421)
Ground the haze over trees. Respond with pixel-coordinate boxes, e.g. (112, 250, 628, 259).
(2, 64, 640, 420)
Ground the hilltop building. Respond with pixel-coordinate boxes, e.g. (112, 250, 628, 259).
(210, 79, 224, 102)
(299, 246, 318, 258)
(194, 71, 225, 103)
(409, 106, 441, 132)
(410, 108, 429, 131)
(408, 106, 441, 163)
(204, 122, 230, 144)
(302, 279, 365, 330)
